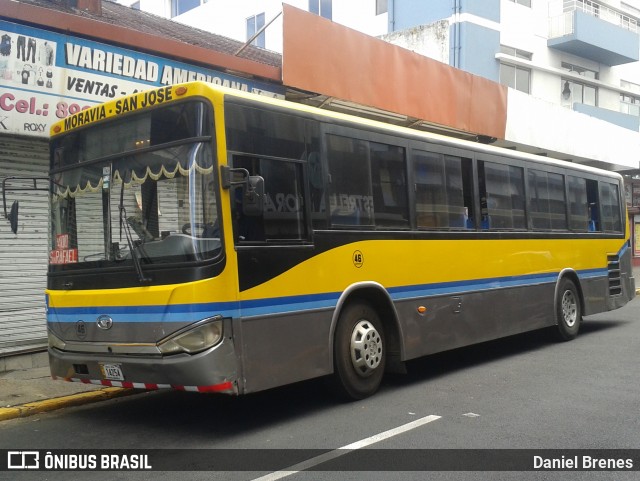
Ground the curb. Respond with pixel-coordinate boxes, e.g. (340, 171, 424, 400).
(0, 387, 136, 422)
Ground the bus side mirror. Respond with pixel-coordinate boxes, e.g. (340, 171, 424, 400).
(220, 166, 264, 216)
(9, 200, 18, 234)
(2, 176, 49, 234)
(243, 176, 264, 216)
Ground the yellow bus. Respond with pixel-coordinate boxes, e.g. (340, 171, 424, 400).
(36, 82, 635, 400)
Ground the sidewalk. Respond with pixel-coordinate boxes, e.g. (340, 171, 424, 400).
(0, 267, 639, 423)
(0, 364, 135, 421)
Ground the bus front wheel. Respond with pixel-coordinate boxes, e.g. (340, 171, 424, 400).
(555, 278, 581, 341)
(332, 301, 386, 400)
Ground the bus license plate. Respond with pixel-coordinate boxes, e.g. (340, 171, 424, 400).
(100, 363, 125, 381)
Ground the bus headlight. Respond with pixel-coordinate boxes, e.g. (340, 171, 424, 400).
(158, 319, 223, 355)
(48, 330, 66, 350)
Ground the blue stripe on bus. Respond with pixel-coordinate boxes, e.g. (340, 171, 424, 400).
(47, 267, 609, 324)
(618, 241, 629, 258)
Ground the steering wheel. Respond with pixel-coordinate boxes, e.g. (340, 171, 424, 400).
(182, 223, 205, 236)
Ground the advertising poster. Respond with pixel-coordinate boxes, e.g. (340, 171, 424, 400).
(0, 20, 284, 138)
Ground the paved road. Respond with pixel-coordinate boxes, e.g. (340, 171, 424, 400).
(1, 297, 639, 481)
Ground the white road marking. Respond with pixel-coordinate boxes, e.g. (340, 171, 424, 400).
(251, 414, 441, 481)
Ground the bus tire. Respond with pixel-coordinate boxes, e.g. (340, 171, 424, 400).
(332, 301, 386, 400)
(555, 278, 581, 341)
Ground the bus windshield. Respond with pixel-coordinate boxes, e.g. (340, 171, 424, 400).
(49, 103, 220, 270)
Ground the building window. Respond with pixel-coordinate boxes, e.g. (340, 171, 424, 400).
(499, 46, 532, 93)
(376, 0, 388, 15)
(171, 0, 203, 17)
(562, 62, 598, 80)
(621, 80, 640, 116)
(621, 79, 640, 94)
(561, 62, 598, 106)
(246, 13, 266, 48)
(561, 78, 597, 106)
(620, 94, 640, 116)
(508, 0, 532, 7)
(309, 0, 333, 20)
(500, 45, 532, 60)
(500, 64, 531, 93)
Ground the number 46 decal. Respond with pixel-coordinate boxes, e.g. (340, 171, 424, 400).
(352, 250, 364, 268)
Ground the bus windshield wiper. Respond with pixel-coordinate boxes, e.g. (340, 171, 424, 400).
(118, 179, 151, 284)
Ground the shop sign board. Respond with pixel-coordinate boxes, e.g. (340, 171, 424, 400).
(0, 20, 284, 138)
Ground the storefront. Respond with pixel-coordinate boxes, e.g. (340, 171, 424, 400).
(0, 16, 283, 356)
(625, 179, 640, 266)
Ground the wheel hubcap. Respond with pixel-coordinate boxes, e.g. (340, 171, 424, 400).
(350, 320, 383, 376)
(562, 290, 577, 327)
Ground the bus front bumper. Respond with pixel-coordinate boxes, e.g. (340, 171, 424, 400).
(48, 336, 239, 394)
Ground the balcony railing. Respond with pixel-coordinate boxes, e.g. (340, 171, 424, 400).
(549, 0, 638, 38)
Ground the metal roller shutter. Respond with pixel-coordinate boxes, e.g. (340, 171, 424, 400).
(0, 136, 49, 356)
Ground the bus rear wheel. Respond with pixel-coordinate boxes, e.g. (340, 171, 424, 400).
(332, 301, 386, 400)
(555, 278, 581, 341)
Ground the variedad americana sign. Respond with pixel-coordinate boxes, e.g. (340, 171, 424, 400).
(0, 20, 284, 138)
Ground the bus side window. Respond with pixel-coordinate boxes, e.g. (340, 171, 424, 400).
(478, 163, 489, 229)
(586, 179, 599, 232)
(231, 155, 307, 243)
(461, 158, 475, 229)
(231, 156, 265, 243)
(326, 135, 373, 227)
(567, 175, 589, 231)
(478, 160, 526, 230)
(260, 159, 306, 240)
(413, 151, 473, 230)
(588, 206, 597, 232)
(370, 142, 409, 228)
(599, 182, 622, 232)
(528, 169, 567, 231)
(306, 118, 328, 231)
